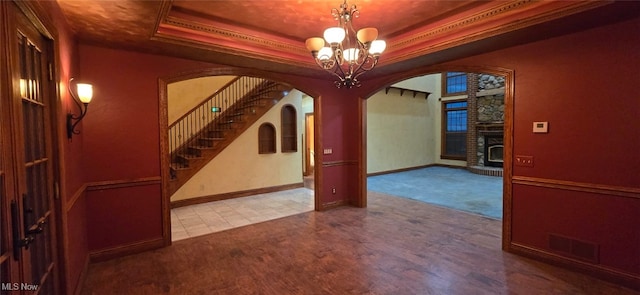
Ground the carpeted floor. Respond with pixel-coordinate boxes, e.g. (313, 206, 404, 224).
(367, 166, 503, 219)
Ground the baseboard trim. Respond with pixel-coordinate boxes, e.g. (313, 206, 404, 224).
(320, 199, 347, 211)
(170, 182, 304, 209)
(367, 164, 436, 177)
(89, 237, 164, 263)
(509, 242, 640, 290)
(367, 163, 469, 177)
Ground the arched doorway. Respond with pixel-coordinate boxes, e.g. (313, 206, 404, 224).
(158, 69, 322, 244)
(359, 66, 514, 248)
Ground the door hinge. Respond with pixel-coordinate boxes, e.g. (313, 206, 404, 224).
(48, 63, 53, 81)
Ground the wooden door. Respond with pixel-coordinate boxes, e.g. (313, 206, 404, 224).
(1, 2, 58, 294)
(304, 113, 314, 176)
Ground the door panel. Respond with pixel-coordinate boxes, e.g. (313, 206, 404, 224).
(0, 2, 58, 294)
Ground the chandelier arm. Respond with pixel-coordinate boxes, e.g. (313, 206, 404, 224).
(315, 57, 348, 83)
(352, 56, 379, 80)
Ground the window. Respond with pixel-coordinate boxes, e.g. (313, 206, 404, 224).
(281, 105, 297, 152)
(442, 72, 467, 96)
(441, 100, 467, 160)
(258, 123, 276, 154)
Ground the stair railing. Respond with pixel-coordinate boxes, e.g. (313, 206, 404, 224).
(168, 76, 281, 171)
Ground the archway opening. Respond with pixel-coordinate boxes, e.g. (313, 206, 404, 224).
(159, 71, 320, 243)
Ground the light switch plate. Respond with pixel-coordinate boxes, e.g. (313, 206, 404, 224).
(515, 155, 534, 167)
(533, 121, 548, 133)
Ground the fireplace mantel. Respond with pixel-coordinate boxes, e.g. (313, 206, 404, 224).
(476, 122, 504, 132)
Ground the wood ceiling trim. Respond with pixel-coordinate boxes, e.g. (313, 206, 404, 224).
(383, 0, 612, 65)
(154, 5, 309, 64)
(152, 26, 318, 71)
(149, 0, 613, 75)
(390, 0, 536, 52)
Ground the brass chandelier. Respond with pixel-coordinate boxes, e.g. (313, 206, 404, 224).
(305, 0, 386, 88)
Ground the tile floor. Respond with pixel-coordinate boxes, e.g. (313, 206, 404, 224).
(171, 187, 314, 241)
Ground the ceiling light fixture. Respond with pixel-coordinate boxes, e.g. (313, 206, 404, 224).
(305, 0, 386, 89)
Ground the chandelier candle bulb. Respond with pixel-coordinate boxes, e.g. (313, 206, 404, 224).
(305, 37, 325, 52)
(356, 28, 378, 44)
(318, 47, 334, 60)
(324, 27, 346, 44)
(369, 40, 387, 55)
(344, 48, 360, 62)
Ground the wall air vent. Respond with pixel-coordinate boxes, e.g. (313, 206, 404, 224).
(548, 233, 599, 264)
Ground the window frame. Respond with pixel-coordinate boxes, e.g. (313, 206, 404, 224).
(442, 72, 468, 97)
(441, 99, 468, 160)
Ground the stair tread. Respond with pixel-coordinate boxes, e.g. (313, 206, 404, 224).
(189, 145, 216, 150)
(176, 153, 202, 159)
(170, 164, 189, 170)
(199, 137, 225, 141)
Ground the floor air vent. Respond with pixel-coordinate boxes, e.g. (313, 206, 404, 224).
(548, 233, 599, 263)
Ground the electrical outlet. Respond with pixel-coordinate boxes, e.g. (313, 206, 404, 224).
(332, 188, 336, 194)
(515, 155, 534, 167)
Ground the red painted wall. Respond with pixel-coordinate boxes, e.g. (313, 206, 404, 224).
(318, 88, 363, 206)
(77, 45, 215, 251)
(440, 17, 640, 275)
(78, 46, 215, 181)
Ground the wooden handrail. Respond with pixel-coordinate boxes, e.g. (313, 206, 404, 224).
(169, 76, 241, 129)
(168, 77, 284, 169)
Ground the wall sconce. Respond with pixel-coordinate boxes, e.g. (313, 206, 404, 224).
(67, 78, 93, 140)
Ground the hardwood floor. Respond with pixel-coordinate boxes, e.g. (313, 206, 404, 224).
(81, 191, 636, 294)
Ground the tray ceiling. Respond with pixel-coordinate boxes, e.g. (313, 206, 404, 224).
(55, 0, 636, 79)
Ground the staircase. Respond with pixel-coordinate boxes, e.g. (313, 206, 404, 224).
(168, 77, 293, 195)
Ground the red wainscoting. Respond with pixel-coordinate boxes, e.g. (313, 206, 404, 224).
(512, 184, 640, 274)
(65, 193, 89, 292)
(86, 184, 163, 251)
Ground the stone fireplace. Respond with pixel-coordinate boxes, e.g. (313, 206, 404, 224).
(476, 123, 504, 168)
(484, 134, 503, 167)
(466, 73, 505, 177)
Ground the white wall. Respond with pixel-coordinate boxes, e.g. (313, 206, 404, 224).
(167, 76, 236, 125)
(171, 89, 304, 201)
(366, 73, 466, 174)
(367, 75, 436, 174)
